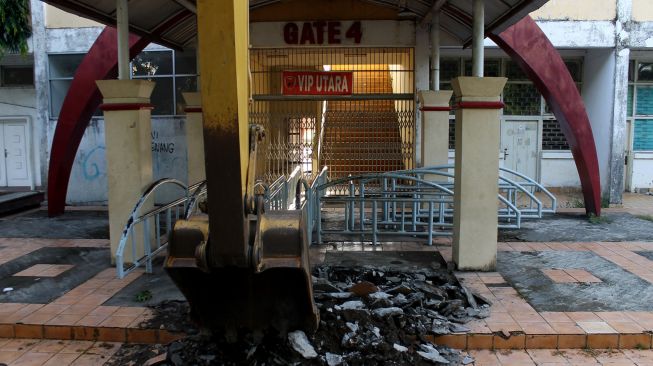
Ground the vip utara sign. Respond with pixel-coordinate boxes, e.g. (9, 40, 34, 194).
(282, 71, 354, 96)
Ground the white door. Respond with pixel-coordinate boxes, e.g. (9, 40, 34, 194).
(1, 122, 29, 187)
(501, 119, 540, 180)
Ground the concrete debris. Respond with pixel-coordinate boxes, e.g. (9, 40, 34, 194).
(348, 281, 379, 296)
(325, 352, 344, 366)
(339, 300, 365, 310)
(393, 343, 408, 352)
(288, 330, 318, 359)
(462, 355, 475, 365)
(417, 344, 450, 364)
(145, 264, 481, 365)
(368, 291, 392, 300)
(449, 324, 471, 333)
(372, 307, 404, 318)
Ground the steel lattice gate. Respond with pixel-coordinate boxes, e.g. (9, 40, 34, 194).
(250, 47, 415, 183)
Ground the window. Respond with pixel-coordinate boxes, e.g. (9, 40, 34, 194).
(0, 65, 34, 87)
(48, 54, 85, 117)
(628, 60, 653, 151)
(48, 49, 198, 117)
(131, 49, 198, 115)
(441, 57, 582, 151)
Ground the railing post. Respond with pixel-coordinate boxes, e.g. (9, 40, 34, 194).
(372, 200, 378, 246)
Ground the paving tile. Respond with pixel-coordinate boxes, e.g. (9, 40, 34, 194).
(578, 322, 618, 334)
(466, 350, 500, 365)
(587, 334, 619, 349)
(558, 349, 600, 365)
(59, 341, 94, 354)
(99, 316, 137, 328)
(42, 353, 81, 366)
(541, 312, 574, 323)
(527, 349, 569, 364)
(70, 354, 110, 366)
(619, 333, 652, 350)
(0, 350, 27, 364)
(46, 314, 84, 326)
(567, 312, 602, 322)
(521, 322, 557, 335)
(10, 351, 55, 366)
(493, 334, 525, 350)
(557, 334, 587, 349)
(3, 339, 40, 352)
(31, 340, 67, 353)
(495, 349, 535, 365)
(525, 334, 558, 349)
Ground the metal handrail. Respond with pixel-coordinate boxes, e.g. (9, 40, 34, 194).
(184, 180, 208, 219)
(116, 178, 189, 278)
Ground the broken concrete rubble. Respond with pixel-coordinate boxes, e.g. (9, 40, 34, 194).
(129, 263, 486, 365)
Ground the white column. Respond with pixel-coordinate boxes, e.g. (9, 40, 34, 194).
(472, 0, 485, 78)
(452, 77, 507, 271)
(97, 79, 155, 263)
(116, 0, 130, 80)
(419, 90, 452, 169)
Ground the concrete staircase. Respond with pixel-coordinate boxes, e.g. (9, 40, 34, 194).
(0, 191, 44, 216)
(321, 66, 405, 179)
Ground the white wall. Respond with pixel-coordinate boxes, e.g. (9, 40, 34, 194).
(46, 116, 190, 204)
(540, 152, 581, 187)
(582, 49, 616, 195)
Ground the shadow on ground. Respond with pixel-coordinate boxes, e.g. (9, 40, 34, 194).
(499, 212, 653, 242)
(0, 210, 109, 239)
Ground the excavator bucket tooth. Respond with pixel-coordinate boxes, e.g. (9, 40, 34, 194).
(164, 211, 319, 334)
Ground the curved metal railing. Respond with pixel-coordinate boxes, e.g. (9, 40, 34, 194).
(116, 178, 198, 278)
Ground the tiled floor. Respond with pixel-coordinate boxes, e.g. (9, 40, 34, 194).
(466, 349, 653, 365)
(0, 195, 650, 363)
(0, 338, 120, 366)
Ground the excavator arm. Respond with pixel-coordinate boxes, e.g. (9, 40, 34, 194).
(164, 0, 318, 335)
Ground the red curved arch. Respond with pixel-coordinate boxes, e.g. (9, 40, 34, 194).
(491, 16, 602, 216)
(47, 27, 149, 216)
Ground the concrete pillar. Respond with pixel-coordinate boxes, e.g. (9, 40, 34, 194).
(96, 79, 155, 264)
(182, 92, 205, 185)
(419, 90, 452, 169)
(452, 77, 507, 271)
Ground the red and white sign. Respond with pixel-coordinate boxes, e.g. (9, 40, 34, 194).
(282, 71, 353, 96)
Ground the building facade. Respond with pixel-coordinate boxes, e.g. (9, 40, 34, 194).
(0, 0, 652, 205)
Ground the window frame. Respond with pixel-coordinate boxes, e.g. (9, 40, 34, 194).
(47, 49, 199, 118)
(628, 59, 653, 152)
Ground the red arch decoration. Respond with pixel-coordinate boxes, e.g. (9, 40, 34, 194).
(491, 16, 602, 216)
(47, 27, 149, 216)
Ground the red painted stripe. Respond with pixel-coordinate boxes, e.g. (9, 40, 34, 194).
(99, 103, 154, 111)
(184, 107, 202, 113)
(455, 101, 505, 109)
(420, 106, 451, 112)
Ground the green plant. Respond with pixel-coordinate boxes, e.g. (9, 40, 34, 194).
(135, 290, 152, 302)
(601, 195, 610, 209)
(0, 0, 32, 57)
(565, 197, 585, 208)
(588, 213, 611, 224)
(635, 343, 646, 350)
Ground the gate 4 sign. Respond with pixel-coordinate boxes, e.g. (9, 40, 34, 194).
(282, 71, 353, 96)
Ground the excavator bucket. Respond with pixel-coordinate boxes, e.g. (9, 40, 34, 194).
(164, 209, 319, 334)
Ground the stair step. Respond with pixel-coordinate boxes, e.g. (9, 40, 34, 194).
(0, 191, 44, 216)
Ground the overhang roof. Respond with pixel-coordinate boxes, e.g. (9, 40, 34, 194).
(41, 0, 548, 49)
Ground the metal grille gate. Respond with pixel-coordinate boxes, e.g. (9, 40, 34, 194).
(250, 47, 415, 184)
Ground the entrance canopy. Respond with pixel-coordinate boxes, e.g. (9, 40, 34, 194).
(42, 0, 547, 48)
